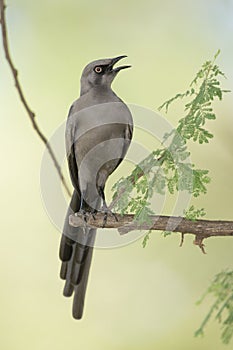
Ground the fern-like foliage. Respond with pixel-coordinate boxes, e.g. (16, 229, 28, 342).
(111, 50, 227, 231)
(195, 271, 233, 344)
(184, 205, 206, 221)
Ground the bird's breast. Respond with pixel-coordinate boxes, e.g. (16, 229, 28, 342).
(67, 102, 132, 161)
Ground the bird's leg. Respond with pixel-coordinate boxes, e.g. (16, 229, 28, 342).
(89, 196, 100, 220)
(99, 187, 118, 228)
(79, 192, 88, 223)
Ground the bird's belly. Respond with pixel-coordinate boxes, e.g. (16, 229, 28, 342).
(74, 124, 127, 196)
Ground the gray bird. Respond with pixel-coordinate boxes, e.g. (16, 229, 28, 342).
(59, 55, 133, 319)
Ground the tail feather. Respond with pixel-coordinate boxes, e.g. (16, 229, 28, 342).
(59, 189, 96, 319)
(59, 235, 74, 261)
(72, 245, 94, 319)
(60, 261, 68, 280)
(63, 279, 74, 297)
(60, 232, 96, 317)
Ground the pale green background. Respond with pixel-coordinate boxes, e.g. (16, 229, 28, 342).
(0, 0, 233, 349)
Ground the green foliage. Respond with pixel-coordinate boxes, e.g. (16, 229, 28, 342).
(195, 270, 233, 344)
(142, 229, 152, 248)
(111, 50, 227, 227)
(161, 230, 172, 237)
(159, 50, 228, 146)
(184, 205, 206, 221)
(112, 177, 134, 216)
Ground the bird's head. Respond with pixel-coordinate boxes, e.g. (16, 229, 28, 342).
(80, 55, 131, 95)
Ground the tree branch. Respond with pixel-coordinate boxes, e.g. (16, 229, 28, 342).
(0, 0, 71, 197)
(69, 213, 233, 252)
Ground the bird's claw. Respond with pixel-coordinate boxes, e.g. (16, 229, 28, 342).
(101, 207, 118, 228)
(79, 209, 88, 223)
(91, 209, 97, 220)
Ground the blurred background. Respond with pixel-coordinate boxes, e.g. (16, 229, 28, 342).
(0, 0, 233, 349)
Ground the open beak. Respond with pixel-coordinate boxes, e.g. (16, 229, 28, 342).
(110, 55, 131, 72)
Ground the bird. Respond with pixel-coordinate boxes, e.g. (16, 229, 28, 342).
(59, 55, 133, 319)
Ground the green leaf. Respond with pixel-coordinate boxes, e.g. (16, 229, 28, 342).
(205, 113, 216, 120)
(162, 231, 172, 237)
(142, 230, 152, 248)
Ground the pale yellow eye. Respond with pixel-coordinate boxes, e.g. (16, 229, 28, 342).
(94, 66, 102, 74)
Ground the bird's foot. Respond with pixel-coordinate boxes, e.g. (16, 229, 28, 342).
(91, 209, 97, 220)
(75, 209, 88, 223)
(101, 206, 118, 228)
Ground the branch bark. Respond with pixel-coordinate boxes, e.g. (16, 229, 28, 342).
(69, 213, 233, 237)
(0, 0, 71, 197)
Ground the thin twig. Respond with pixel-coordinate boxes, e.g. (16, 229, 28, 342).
(0, 0, 71, 197)
(109, 154, 164, 210)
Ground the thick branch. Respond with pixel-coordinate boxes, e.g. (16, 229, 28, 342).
(69, 213, 233, 238)
(0, 0, 71, 196)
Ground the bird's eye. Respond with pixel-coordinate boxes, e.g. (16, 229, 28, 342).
(94, 66, 102, 74)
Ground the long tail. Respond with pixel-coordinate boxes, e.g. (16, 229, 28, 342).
(59, 190, 96, 319)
